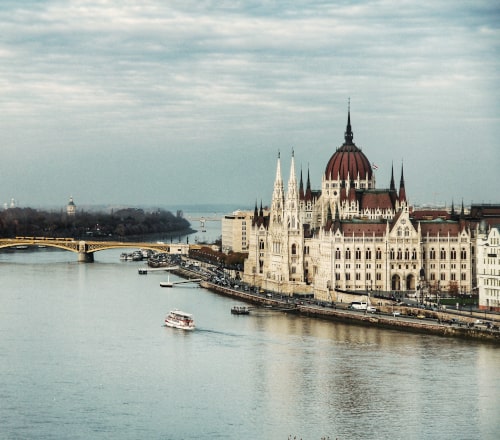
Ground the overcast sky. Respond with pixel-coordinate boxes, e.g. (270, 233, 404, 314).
(1, 0, 499, 211)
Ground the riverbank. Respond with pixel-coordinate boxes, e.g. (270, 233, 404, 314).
(199, 280, 500, 343)
(166, 264, 500, 344)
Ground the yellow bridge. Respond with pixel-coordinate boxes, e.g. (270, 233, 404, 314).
(0, 237, 176, 262)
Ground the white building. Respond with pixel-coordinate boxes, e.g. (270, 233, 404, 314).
(477, 223, 500, 311)
(243, 107, 475, 301)
(222, 210, 254, 253)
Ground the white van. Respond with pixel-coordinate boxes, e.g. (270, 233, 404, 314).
(349, 301, 367, 310)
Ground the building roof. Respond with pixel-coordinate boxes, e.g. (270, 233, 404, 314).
(324, 109, 373, 182)
(337, 221, 387, 237)
(419, 219, 462, 236)
(359, 190, 396, 210)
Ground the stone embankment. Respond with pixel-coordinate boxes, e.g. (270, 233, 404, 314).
(169, 266, 500, 344)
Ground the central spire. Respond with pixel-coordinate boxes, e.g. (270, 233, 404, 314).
(344, 98, 354, 145)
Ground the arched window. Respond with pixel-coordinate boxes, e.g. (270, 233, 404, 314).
(335, 248, 341, 259)
(345, 248, 351, 259)
(390, 248, 395, 259)
(376, 248, 382, 260)
(404, 249, 410, 260)
(366, 248, 372, 260)
(450, 248, 457, 259)
(397, 248, 403, 260)
(411, 248, 417, 260)
(430, 248, 436, 259)
(440, 248, 446, 259)
(461, 248, 467, 259)
(404, 227, 410, 237)
(291, 243, 297, 255)
(355, 248, 362, 260)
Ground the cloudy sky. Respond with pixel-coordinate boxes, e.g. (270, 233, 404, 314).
(1, 0, 499, 211)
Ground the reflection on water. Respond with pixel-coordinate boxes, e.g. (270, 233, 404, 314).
(0, 247, 499, 439)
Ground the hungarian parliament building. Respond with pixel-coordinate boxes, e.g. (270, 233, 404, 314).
(224, 108, 500, 311)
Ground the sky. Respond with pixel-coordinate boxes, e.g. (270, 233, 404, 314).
(1, 0, 499, 211)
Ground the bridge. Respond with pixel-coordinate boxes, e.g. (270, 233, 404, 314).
(185, 216, 221, 230)
(0, 237, 176, 262)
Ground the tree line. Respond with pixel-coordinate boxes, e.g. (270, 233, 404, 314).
(0, 207, 192, 239)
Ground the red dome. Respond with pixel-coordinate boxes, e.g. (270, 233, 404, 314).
(324, 111, 373, 181)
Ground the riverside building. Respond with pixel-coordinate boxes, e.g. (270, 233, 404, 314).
(477, 224, 500, 311)
(221, 210, 252, 253)
(243, 107, 479, 302)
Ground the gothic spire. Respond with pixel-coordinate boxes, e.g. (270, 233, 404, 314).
(286, 149, 298, 204)
(398, 162, 407, 203)
(344, 98, 354, 145)
(271, 150, 285, 220)
(299, 167, 304, 200)
(288, 149, 297, 188)
(305, 165, 312, 200)
(390, 162, 396, 191)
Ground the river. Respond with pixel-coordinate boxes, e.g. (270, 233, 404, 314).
(0, 242, 499, 439)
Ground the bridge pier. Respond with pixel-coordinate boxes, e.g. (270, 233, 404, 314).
(78, 241, 94, 262)
(78, 252, 94, 263)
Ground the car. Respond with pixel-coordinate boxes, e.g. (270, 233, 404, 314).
(392, 311, 401, 316)
(367, 306, 377, 313)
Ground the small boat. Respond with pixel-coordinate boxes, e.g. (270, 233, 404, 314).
(231, 306, 250, 315)
(160, 275, 173, 287)
(165, 309, 195, 330)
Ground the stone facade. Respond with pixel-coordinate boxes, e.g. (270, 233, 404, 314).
(477, 225, 500, 311)
(243, 109, 476, 301)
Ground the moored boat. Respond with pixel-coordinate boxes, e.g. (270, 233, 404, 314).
(231, 306, 250, 315)
(165, 309, 195, 330)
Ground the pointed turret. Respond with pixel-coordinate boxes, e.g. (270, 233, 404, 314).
(344, 98, 354, 145)
(270, 151, 285, 226)
(390, 163, 396, 192)
(398, 163, 407, 203)
(271, 152, 284, 204)
(285, 149, 300, 230)
(305, 167, 312, 200)
(286, 149, 298, 200)
(299, 168, 304, 200)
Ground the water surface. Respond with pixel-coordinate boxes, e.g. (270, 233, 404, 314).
(0, 248, 498, 439)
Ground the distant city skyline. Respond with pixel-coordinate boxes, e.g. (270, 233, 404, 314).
(1, 1, 498, 209)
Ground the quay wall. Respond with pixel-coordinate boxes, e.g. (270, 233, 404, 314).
(297, 306, 498, 342)
(166, 264, 499, 344)
(198, 280, 500, 344)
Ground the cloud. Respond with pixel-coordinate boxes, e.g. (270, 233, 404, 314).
(0, 0, 499, 207)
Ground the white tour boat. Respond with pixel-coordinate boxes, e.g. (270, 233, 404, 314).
(164, 309, 195, 330)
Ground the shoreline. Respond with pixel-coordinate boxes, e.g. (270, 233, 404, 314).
(200, 279, 500, 344)
(165, 264, 500, 344)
